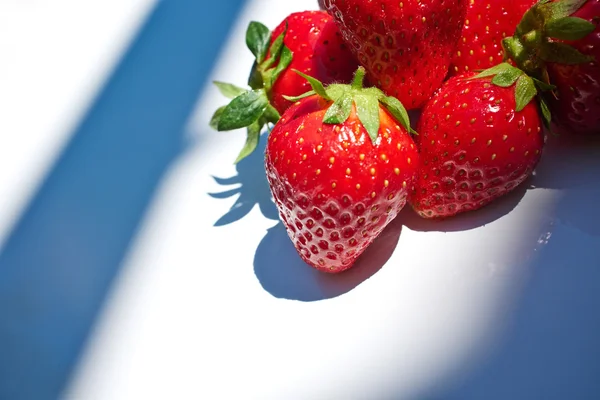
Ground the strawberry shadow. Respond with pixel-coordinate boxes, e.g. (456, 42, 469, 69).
(423, 137, 600, 399)
(400, 182, 528, 233)
(528, 133, 600, 237)
(208, 133, 279, 226)
(253, 214, 403, 302)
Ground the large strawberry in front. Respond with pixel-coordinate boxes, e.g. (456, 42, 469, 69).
(321, 0, 468, 109)
(410, 65, 545, 218)
(265, 67, 419, 272)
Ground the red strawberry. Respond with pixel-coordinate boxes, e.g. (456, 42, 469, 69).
(212, 10, 358, 163)
(268, 11, 360, 114)
(321, 0, 468, 110)
(450, 0, 537, 75)
(503, 0, 600, 135)
(410, 66, 545, 218)
(265, 67, 419, 272)
(543, 0, 600, 135)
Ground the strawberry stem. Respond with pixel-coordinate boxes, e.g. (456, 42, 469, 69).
(503, 36, 539, 76)
(351, 67, 366, 90)
(290, 66, 415, 142)
(503, 0, 596, 81)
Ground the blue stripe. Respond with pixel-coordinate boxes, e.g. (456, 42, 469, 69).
(0, 1, 245, 398)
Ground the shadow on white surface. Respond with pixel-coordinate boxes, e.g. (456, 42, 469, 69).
(254, 216, 403, 302)
(0, 1, 246, 399)
(208, 133, 279, 226)
(422, 136, 600, 400)
(401, 183, 528, 233)
(532, 134, 600, 237)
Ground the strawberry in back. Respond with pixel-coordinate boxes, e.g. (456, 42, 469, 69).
(269, 11, 359, 114)
(322, 0, 468, 110)
(451, 0, 538, 75)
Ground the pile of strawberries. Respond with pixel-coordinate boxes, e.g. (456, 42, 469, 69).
(212, 0, 600, 273)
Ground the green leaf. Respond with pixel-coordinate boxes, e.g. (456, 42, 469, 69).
(267, 46, 293, 90)
(283, 90, 316, 102)
(545, 16, 595, 40)
(213, 81, 248, 99)
(323, 91, 353, 124)
(235, 121, 262, 164)
(515, 6, 545, 36)
(263, 104, 280, 124)
(362, 87, 385, 99)
(491, 66, 524, 87)
(532, 76, 556, 91)
(380, 96, 415, 134)
(210, 106, 226, 130)
(293, 70, 331, 100)
(515, 75, 538, 112)
(247, 62, 264, 89)
(515, 3, 547, 36)
(539, 41, 594, 64)
(262, 24, 287, 70)
(470, 62, 514, 80)
(541, 0, 587, 20)
(324, 84, 347, 101)
(246, 21, 271, 64)
(217, 90, 269, 131)
(354, 93, 381, 143)
(538, 95, 552, 130)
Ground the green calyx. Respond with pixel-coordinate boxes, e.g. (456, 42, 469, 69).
(470, 62, 554, 130)
(284, 66, 415, 144)
(482, 0, 597, 133)
(503, 0, 595, 77)
(210, 21, 293, 164)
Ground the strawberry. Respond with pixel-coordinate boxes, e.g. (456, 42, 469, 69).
(450, 0, 537, 75)
(321, 0, 468, 110)
(267, 11, 360, 115)
(265, 67, 419, 272)
(410, 65, 545, 218)
(211, 10, 358, 163)
(502, 0, 600, 135)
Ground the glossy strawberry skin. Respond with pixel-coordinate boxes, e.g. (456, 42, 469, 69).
(451, 0, 537, 75)
(269, 11, 359, 115)
(321, 0, 467, 109)
(546, 0, 600, 135)
(265, 95, 419, 273)
(410, 73, 544, 218)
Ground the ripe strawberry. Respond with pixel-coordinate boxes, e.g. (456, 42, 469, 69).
(321, 0, 468, 109)
(212, 10, 358, 163)
(450, 0, 537, 75)
(268, 11, 360, 114)
(265, 67, 419, 272)
(503, 0, 600, 135)
(410, 65, 545, 218)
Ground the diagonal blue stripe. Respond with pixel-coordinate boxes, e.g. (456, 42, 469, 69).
(0, 1, 246, 398)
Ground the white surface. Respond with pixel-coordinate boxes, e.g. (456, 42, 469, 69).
(1, 1, 598, 399)
(0, 0, 156, 249)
